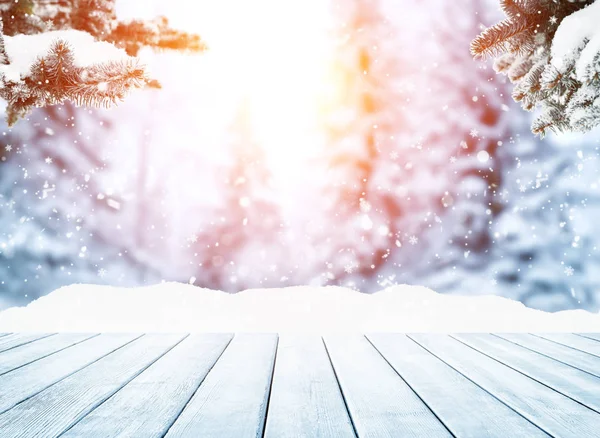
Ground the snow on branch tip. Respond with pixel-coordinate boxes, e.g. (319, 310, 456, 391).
(472, 0, 600, 137)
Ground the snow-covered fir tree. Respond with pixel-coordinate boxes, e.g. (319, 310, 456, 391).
(191, 100, 284, 291)
(483, 123, 600, 311)
(317, 0, 514, 292)
(315, 0, 406, 286)
(0, 103, 164, 306)
(0, 0, 204, 125)
(472, 0, 600, 136)
(378, 0, 514, 293)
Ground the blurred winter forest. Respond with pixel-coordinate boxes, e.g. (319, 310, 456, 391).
(1, 0, 599, 312)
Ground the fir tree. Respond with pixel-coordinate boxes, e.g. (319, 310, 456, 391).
(317, 0, 404, 285)
(472, 0, 600, 136)
(487, 132, 600, 311)
(389, 0, 513, 290)
(0, 0, 205, 125)
(0, 103, 161, 306)
(192, 100, 283, 291)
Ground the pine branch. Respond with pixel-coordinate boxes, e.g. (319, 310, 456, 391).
(472, 0, 599, 136)
(109, 18, 207, 56)
(1, 38, 147, 125)
(0, 21, 8, 65)
(471, 18, 534, 59)
(0, 0, 206, 124)
(500, 0, 527, 21)
(507, 53, 534, 82)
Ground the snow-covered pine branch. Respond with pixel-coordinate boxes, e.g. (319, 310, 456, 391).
(0, 0, 206, 55)
(0, 0, 205, 125)
(472, 0, 600, 137)
(0, 28, 145, 125)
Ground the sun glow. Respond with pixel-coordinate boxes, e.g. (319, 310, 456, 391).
(179, 0, 332, 171)
(209, 1, 331, 161)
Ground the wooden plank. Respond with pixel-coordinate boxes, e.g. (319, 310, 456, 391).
(496, 333, 600, 378)
(410, 334, 600, 438)
(455, 334, 600, 412)
(0, 333, 185, 438)
(0, 333, 139, 414)
(61, 334, 232, 438)
(535, 333, 600, 358)
(0, 333, 53, 353)
(324, 335, 451, 438)
(165, 333, 278, 438)
(368, 334, 548, 438)
(579, 333, 600, 342)
(263, 335, 355, 438)
(0, 333, 98, 376)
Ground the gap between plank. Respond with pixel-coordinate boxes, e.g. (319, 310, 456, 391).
(532, 334, 600, 358)
(260, 335, 280, 438)
(365, 335, 456, 438)
(0, 333, 56, 354)
(491, 334, 600, 379)
(321, 337, 360, 438)
(0, 334, 101, 377)
(577, 334, 600, 343)
(406, 335, 552, 438)
(159, 334, 235, 438)
(450, 335, 600, 415)
(0, 334, 144, 416)
(60, 334, 191, 438)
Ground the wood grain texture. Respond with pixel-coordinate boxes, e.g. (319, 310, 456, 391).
(324, 335, 451, 438)
(0, 333, 53, 353)
(165, 333, 278, 438)
(0, 333, 139, 414)
(263, 335, 355, 438)
(62, 334, 232, 438)
(0, 333, 98, 376)
(455, 334, 600, 412)
(535, 333, 600, 357)
(0, 334, 185, 438)
(368, 334, 548, 438)
(411, 334, 600, 438)
(496, 333, 600, 378)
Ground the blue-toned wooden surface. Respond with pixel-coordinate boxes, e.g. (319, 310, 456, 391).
(0, 333, 598, 437)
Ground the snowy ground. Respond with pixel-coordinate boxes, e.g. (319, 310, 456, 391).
(0, 283, 599, 333)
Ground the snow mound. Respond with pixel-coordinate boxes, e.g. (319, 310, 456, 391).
(1, 283, 599, 333)
(0, 30, 130, 82)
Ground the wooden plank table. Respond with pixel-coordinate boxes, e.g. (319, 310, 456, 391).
(0, 333, 598, 437)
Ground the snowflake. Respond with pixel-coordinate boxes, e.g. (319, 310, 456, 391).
(491, 278, 498, 285)
(564, 266, 574, 277)
(98, 268, 107, 278)
(344, 262, 358, 274)
(519, 184, 527, 193)
(469, 129, 479, 138)
(390, 151, 399, 160)
(549, 15, 558, 25)
(409, 235, 418, 245)
(449, 156, 457, 163)
(188, 234, 198, 243)
(45, 157, 52, 164)
(5, 145, 12, 152)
